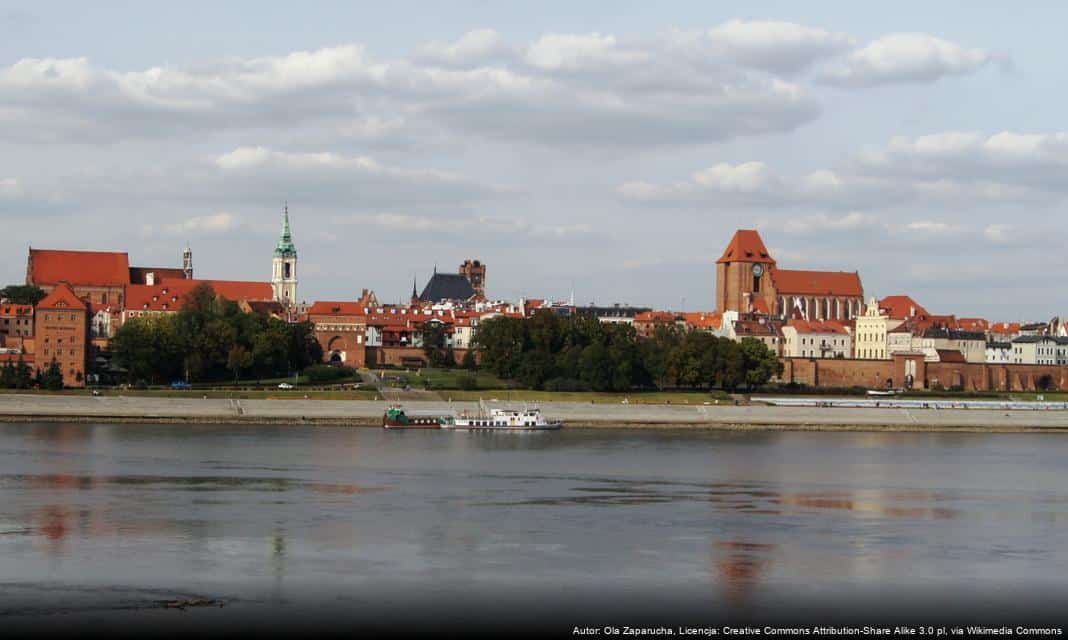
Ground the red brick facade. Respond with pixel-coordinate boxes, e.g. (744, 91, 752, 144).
(33, 283, 90, 388)
(782, 354, 1068, 392)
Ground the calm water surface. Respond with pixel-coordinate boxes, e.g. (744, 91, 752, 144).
(1, 423, 1066, 631)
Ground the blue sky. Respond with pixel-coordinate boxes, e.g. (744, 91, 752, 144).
(1, 1, 1064, 319)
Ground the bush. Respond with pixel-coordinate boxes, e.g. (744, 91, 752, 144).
(305, 364, 356, 384)
(457, 374, 478, 391)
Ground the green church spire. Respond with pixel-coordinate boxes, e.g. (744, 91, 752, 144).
(274, 201, 297, 257)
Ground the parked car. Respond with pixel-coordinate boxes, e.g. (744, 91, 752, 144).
(170, 381, 192, 390)
(278, 382, 295, 390)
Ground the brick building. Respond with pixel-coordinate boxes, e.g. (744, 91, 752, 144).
(306, 301, 368, 367)
(715, 230, 863, 320)
(33, 283, 90, 388)
(1, 303, 34, 346)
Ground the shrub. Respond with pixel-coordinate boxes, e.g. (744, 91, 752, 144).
(305, 364, 356, 384)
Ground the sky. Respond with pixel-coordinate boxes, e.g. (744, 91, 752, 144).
(0, 1, 1065, 320)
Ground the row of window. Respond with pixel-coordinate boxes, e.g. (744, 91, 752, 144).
(42, 349, 79, 357)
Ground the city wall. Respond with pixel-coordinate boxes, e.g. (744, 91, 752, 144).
(782, 356, 1068, 392)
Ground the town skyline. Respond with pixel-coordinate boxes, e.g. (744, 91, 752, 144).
(2, 2, 1066, 318)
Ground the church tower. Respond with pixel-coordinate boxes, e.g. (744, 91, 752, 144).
(182, 244, 193, 279)
(272, 202, 298, 305)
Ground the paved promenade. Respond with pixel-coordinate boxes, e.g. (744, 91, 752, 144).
(1, 393, 1068, 431)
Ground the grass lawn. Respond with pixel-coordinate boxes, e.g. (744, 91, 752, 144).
(382, 367, 511, 391)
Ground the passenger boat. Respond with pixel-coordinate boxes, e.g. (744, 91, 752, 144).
(382, 405, 445, 429)
(442, 400, 562, 432)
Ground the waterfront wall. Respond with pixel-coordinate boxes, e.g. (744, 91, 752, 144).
(782, 355, 1068, 391)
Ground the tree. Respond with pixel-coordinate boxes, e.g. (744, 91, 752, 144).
(461, 349, 477, 371)
(40, 360, 64, 390)
(227, 344, 253, 383)
(14, 356, 32, 389)
(421, 321, 448, 367)
(1, 361, 15, 388)
(739, 338, 783, 389)
(0, 284, 46, 305)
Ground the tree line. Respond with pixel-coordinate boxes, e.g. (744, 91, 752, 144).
(111, 284, 322, 384)
(472, 311, 783, 392)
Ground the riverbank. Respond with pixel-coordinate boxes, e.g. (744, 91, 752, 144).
(2, 393, 1068, 432)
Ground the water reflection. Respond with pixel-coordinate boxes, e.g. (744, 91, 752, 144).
(1, 422, 1067, 618)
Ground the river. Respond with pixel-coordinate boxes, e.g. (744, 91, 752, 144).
(1, 423, 1066, 634)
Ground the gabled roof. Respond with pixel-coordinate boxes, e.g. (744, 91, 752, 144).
(717, 230, 776, 264)
(36, 282, 89, 311)
(879, 295, 930, 320)
(29, 249, 130, 287)
(419, 273, 475, 302)
(771, 268, 863, 297)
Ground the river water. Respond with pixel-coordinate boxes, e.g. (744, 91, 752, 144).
(1, 423, 1066, 634)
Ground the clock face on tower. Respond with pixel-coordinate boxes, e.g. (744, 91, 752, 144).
(752, 264, 764, 278)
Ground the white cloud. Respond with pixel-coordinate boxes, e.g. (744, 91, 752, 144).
(335, 212, 595, 239)
(667, 20, 854, 74)
(782, 211, 874, 233)
(0, 177, 23, 198)
(148, 212, 241, 237)
(0, 33, 819, 147)
(417, 29, 512, 67)
(525, 33, 648, 71)
(820, 33, 991, 87)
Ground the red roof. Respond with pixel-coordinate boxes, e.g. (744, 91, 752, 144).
(680, 311, 722, 330)
(958, 318, 988, 332)
(717, 230, 776, 264)
(879, 295, 929, 320)
(990, 322, 1020, 335)
(771, 268, 862, 297)
(787, 319, 849, 335)
(129, 267, 187, 284)
(127, 279, 273, 312)
(0, 303, 33, 317)
(37, 282, 89, 311)
(29, 249, 130, 287)
(634, 311, 678, 323)
(307, 301, 368, 317)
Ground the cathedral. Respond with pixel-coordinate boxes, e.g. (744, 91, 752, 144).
(715, 229, 864, 321)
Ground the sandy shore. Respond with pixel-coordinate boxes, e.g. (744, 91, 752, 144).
(1, 393, 1068, 432)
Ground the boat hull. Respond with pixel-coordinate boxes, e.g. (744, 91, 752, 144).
(442, 422, 563, 432)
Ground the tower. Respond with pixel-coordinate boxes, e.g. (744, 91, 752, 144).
(715, 230, 776, 315)
(272, 202, 298, 305)
(459, 259, 486, 300)
(182, 244, 193, 279)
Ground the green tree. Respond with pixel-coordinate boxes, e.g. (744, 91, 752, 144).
(421, 321, 447, 367)
(227, 344, 253, 383)
(40, 360, 64, 390)
(0, 284, 47, 305)
(14, 356, 32, 389)
(1, 361, 15, 388)
(461, 348, 477, 371)
(739, 337, 783, 389)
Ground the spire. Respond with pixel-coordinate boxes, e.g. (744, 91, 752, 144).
(412, 274, 418, 300)
(274, 201, 297, 257)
